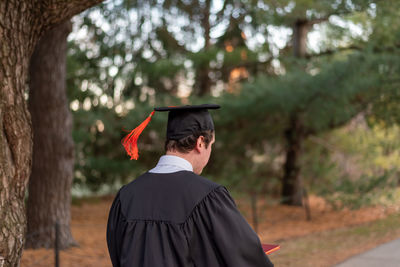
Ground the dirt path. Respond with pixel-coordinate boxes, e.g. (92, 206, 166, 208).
(21, 195, 399, 267)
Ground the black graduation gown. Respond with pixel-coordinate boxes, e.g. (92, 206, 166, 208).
(107, 170, 274, 267)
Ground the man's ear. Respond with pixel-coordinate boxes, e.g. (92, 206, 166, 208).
(195, 136, 204, 152)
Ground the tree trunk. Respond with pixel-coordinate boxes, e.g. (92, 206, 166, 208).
(280, 18, 311, 206)
(0, 2, 36, 266)
(293, 19, 310, 58)
(281, 116, 304, 206)
(196, 0, 212, 96)
(197, 69, 211, 96)
(26, 20, 76, 249)
(0, 1, 102, 266)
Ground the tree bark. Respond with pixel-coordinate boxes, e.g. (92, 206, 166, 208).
(0, 2, 36, 266)
(26, 20, 76, 249)
(281, 115, 304, 206)
(0, 1, 102, 266)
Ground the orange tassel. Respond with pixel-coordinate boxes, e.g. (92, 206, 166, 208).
(122, 111, 155, 160)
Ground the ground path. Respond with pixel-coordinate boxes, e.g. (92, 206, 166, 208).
(21, 195, 400, 266)
(334, 238, 400, 267)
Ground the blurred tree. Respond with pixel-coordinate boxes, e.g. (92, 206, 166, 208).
(64, 0, 400, 211)
(256, 0, 372, 57)
(65, 0, 273, 191)
(0, 1, 103, 266)
(312, 122, 400, 209)
(213, 51, 400, 205)
(67, 0, 273, 103)
(27, 20, 76, 249)
(364, 0, 400, 126)
(247, 0, 378, 205)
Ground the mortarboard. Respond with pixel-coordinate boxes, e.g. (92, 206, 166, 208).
(122, 104, 220, 160)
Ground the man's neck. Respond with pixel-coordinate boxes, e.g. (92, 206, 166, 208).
(166, 151, 198, 173)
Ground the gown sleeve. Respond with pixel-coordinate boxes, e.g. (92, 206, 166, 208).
(198, 186, 274, 267)
(106, 191, 124, 267)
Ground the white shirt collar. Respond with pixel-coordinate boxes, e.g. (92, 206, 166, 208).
(149, 155, 193, 173)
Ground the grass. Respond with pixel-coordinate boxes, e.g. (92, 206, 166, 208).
(268, 212, 400, 267)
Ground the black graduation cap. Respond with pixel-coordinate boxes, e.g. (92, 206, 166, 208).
(122, 104, 220, 160)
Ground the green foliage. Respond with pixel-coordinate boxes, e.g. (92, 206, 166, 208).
(218, 51, 400, 133)
(306, 124, 400, 209)
(317, 171, 399, 209)
(66, 0, 400, 210)
(206, 50, 400, 203)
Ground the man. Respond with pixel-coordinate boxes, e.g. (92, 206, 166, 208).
(107, 104, 274, 267)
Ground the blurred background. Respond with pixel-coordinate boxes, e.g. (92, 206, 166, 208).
(22, 0, 400, 266)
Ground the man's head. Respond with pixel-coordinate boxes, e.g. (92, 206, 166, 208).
(165, 130, 215, 174)
(121, 104, 219, 163)
(156, 104, 219, 174)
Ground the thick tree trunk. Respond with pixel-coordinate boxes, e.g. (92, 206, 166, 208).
(26, 20, 76, 249)
(281, 116, 304, 206)
(0, 1, 102, 266)
(0, 2, 36, 266)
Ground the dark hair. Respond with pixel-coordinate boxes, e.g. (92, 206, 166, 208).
(165, 130, 214, 153)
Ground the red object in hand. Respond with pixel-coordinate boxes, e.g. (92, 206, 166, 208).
(262, 244, 280, 255)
